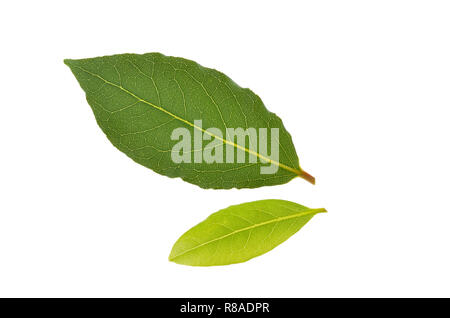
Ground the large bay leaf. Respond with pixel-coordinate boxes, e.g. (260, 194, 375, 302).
(169, 199, 326, 266)
(65, 53, 314, 188)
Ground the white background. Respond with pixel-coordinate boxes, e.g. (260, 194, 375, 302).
(0, 0, 449, 297)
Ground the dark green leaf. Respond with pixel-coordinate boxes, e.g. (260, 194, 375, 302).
(65, 53, 314, 188)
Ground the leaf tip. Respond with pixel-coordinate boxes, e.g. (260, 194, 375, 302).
(168, 250, 178, 263)
(63, 59, 75, 67)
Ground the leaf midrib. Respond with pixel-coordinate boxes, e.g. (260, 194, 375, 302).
(169, 208, 326, 261)
(70, 64, 302, 177)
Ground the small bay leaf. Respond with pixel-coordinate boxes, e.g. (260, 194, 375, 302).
(169, 199, 326, 266)
(65, 53, 315, 189)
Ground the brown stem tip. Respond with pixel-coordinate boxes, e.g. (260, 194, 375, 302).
(298, 170, 315, 185)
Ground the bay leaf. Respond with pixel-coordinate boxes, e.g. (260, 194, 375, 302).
(65, 53, 314, 188)
(169, 199, 326, 266)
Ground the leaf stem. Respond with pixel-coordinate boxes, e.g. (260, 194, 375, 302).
(310, 208, 327, 214)
(298, 170, 315, 185)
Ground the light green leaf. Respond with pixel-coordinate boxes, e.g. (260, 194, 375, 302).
(65, 53, 314, 189)
(169, 199, 326, 266)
